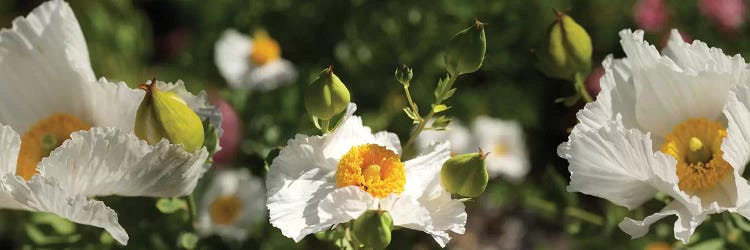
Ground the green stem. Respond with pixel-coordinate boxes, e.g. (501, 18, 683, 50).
(403, 75, 457, 153)
(321, 119, 331, 134)
(186, 194, 197, 224)
(526, 196, 603, 226)
(574, 72, 593, 103)
(403, 86, 421, 121)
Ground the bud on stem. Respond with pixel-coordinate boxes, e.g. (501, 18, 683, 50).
(445, 18, 487, 76)
(441, 150, 489, 197)
(135, 79, 205, 152)
(352, 210, 393, 250)
(304, 66, 351, 121)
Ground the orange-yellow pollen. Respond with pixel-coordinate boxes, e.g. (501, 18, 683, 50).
(494, 143, 508, 156)
(249, 30, 281, 66)
(17, 113, 90, 180)
(209, 195, 243, 225)
(660, 118, 731, 193)
(336, 144, 406, 198)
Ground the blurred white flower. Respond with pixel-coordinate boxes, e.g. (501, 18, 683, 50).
(266, 104, 466, 247)
(215, 29, 297, 91)
(197, 168, 266, 241)
(0, 0, 220, 245)
(415, 118, 473, 155)
(473, 116, 530, 181)
(558, 29, 750, 243)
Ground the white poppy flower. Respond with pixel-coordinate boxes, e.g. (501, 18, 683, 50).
(0, 0, 220, 245)
(197, 168, 266, 241)
(473, 116, 530, 181)
(214, 29, 297, 91)
(415, 118, 473, 155)
(266, 104, 466, 247)
(558, 29, 750, 243)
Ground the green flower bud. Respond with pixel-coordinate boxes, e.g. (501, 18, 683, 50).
(441, 150, 488, 197)
(445, 19, 487, 76)
(135, 80, 205, 152)
(352, 210, 393, 250)
(304, 66, 351, 121)
(536, 11, 592, 81)
(394, 64, 413, 86)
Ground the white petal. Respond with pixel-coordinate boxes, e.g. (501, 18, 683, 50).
(662, 29, 747, 76)
(723, 86, 750, 173)
(403, 142, 450, 198)
(322, 115, 376, 160)
(37, 127, 210, 197)
(0, 0, 97, 133)
(246, 59, 298, 91)
(214, 29, 252, 88)
(318, 186, 373, 226)
(559, 119, 660, 209)
(619, 201, 706, 243)
(266, 133, 337, 242)
(5, 174, 128, 245)
(0, 124, 20, 175)
(374, 131, 402, 155)
(472, 116, 530, 180)
(619, 30, 738, 137)
(197, 169, 266, 241)
(86, 78, 144, 131)
(416, 119, 473, 155)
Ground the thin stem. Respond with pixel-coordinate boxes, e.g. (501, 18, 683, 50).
(186, 194, 197, 224)
(403, 86, 421, 121)
(403, 75, 457, 153)
(526, 196, 603, 226)
(321, 119, 331, 134)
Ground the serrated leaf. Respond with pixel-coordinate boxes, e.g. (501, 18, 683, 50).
(178, 232, 199, 249)
(432, 104, 450, 113)
(156, 198, 187, 214)
(443, 88, 456, 100)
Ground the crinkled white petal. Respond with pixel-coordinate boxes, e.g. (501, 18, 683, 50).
(266, 133, 338, 242)
(416, 119, 473, 155)
(37, 127, 210, 197)
(560, 119, 663, 210)
(0, 124, 127, 244)
(402, 142, 450, 198)
(246, 59, 297, 91)
(214, 29, 252, 88)
(0, 0, 97, 132)
(620, 29, 743, 137)
(472, 116, 529, 181)
(724, 85, 750, 173)
(197, 168, 266, 241)
(318, 186, 374, 226)
(619, 201, 706, 243)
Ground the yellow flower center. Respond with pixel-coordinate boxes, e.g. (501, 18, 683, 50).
(336, 144, 406, 198)
(494, 143, 508, 156)
(249, 31, 281, 66)
(209, 195, 243, 225)
(16, 114, 90, 180)
(660, 118, 732, 193)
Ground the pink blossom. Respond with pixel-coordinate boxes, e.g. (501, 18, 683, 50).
(212, 99, 243, 164)
(699, 0, 746, 32)
(633, 0, 669, 32)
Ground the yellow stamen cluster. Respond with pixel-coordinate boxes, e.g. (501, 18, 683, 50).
(209, 195, 243, 225)
(494, 143, 508, 156)
(249, 30, 281, 66)
(336, 144, 406, 198)
(660, 118, 732, 192)
(16, 114, 91, 180)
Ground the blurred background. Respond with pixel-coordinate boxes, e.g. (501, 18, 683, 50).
(0, 0, 747, 249)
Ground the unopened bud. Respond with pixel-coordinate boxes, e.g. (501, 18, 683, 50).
(304, 66, 351, 121)
(536, 11, 592, 81)
(445, 19, 487, 76)
(395, 64, 413, 86)
(135, 80, 205, 152)
(352, 210, 393, 250)
(441, 150, 488, 197)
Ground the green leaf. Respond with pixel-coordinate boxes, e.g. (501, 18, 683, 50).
(179, 232, 199, 250)
(430, 116, 452, 130)
(156, 197, 187, 214)
(431, 104, 450, 113)
(689, 238, 724, 250)
(202, 118, 218, 156)
(402, 107, 420, 122)
(31, 213, 76, 235)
